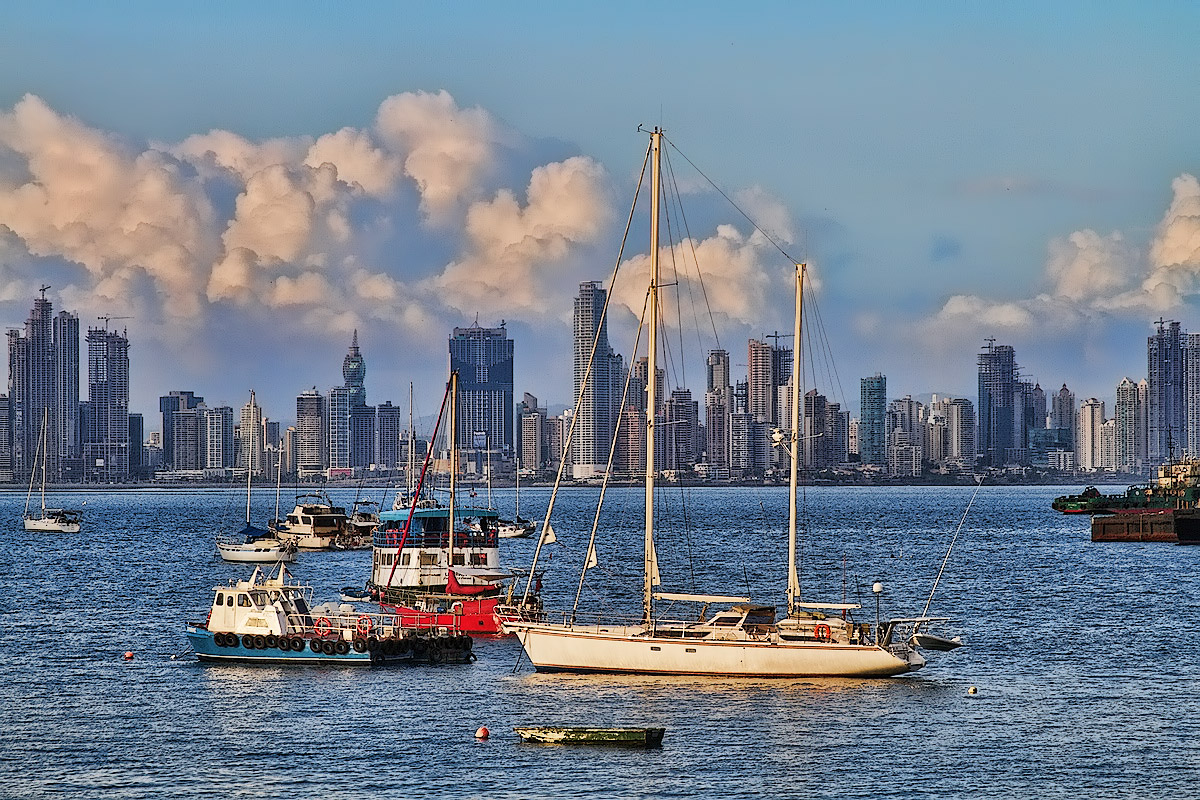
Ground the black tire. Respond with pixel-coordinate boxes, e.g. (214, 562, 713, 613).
(242, 634, 255, 649)
(366, 637, 380, 652)
(253, 635, 266, 649)
(370, 650, 384, 665)
(265, 635, 278, 648)
(309, 640, 321, 653)
(352, 638, 367, 653)
(428, 645, 443, 664)
(335, 640, 350, 655)
(277, 637, 291, 651)
(321, 640, 336, 656)
(214, 633, 227, 647)
(290, 638, 305, 652)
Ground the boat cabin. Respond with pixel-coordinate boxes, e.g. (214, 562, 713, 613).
(206, 569, 314, 636)
(371, 505, 503, 590)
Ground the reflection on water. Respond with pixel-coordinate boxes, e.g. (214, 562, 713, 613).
(2, 485, 1199, 798)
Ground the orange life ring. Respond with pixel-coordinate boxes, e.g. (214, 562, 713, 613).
(356, 615, 373, 635)
(814, 624, 832, 641)
(314, 617, 332, 636)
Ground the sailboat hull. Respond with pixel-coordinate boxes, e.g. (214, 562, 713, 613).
(23, 516, 80, 533)
(505, 621, 921, 678)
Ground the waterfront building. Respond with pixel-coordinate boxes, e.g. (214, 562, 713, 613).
(664, 388, 699, 471)
(238, 391, 264, 475)
(296, 388, 325, 477)
(0, 394, 12, 482)
(705, 349, 732, 469)
(848, 418, 860, 460)
(1147, 320, 1185, 466)
(282, 426, 297, 476)
(1115, 377, 1146, 474)
(6, 290, 80, 481)
(748, 338, 787, 426)
(82, 327, 129, 482)
(729, 412, 768, 478)
(1077, 398, 1106, 471)
(1050, 384, 1076, 457)
(128, 413, 143, 478)
(340, 331, 376, 469)
(859, 374, 887, 468)
(977, 341, 1017, 467)
(614, 407, 647, 478)
(377, 401, 403, 469)
(450, 323, 515, 473)
(327, 386, 351, 471)
(203, 406, 235, 470)
(1100, 418, 1117, 472)
(171, 406, 204, 470)
(159, 391, 204, 471)
(572, 282, 625, 479)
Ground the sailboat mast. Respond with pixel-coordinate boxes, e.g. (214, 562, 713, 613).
(449, 371, 458, 565)
(40, 408, 48, 514)
(787, 263, 806, 614)
(407, 382, 415, 500)
(245, 391, 254, 526)
(644, 128, 662, 625)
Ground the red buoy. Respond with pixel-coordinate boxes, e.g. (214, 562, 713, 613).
(123, 651, 134, 661)
(475, 726, 490, 739)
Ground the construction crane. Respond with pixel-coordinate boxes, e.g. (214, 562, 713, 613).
(97, 315, 131, 332)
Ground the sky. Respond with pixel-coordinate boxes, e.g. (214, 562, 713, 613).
(2, 2, 1199, 427)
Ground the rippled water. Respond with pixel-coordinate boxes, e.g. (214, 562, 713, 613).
(2, 484, 1198, 798)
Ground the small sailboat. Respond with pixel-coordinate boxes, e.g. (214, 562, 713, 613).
(502, 128, 961, 677)
(22, 409, 81, 533)
(216, 391, 295, 563)
(497, 458, 536, 539)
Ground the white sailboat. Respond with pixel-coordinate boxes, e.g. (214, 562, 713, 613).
(23, 409, 81, 533)
(502, 128, 959, 677)
(217, 391, 295, 563)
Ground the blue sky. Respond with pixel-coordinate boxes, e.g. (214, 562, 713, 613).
(2, 3, 1199, 426)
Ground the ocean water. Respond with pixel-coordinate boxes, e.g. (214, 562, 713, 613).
(1, 483, 1198, 799)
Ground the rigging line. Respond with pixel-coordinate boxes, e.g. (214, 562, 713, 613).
(662, 145, 713, 366)
(572, 289, 650, 622)
(662, 133, 797, 264)
(921, 476, 984, 618)
(659, 147, 688, 393)
(804, 281, 848, 410)
(520, 136, 653, 605)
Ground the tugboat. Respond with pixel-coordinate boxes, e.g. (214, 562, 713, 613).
(185, 564, 474, 664)
(1053, 458, 1200, 542)
(363, 372, 539, 635)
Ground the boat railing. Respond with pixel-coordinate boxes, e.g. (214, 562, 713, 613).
(372, 530, 498, 549)
(303, 607, 465, 637)
(505, 606, 732, 632)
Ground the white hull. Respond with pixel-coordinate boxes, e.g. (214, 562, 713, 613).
(275, 531, 338, 550)
(504, 621, 922, 678)
(217, 542, 296, 563)
(23, 516, 80, 533)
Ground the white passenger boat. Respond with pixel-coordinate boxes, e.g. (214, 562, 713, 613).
(185, 564, 474, 665)
(502, 129, 962, 677)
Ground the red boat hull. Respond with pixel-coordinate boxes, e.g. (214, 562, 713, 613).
(380, 594, 506, 636)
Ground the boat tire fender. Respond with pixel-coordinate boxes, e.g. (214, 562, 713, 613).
(290, 637, 305, 652)
(242, 634, 256, 649)
(265, 634, 278, 648)
(309, 640, 321, 653)
(352, 638, 367, 653)
(321, 640, 336, 656)
(277, 637, 291, 651)
(334, 640, 350, 655)
(253, 634, 266, 649)
(366, 636, 380, 652)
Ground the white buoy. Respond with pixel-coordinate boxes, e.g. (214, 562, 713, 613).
(967, 686, 977, 695)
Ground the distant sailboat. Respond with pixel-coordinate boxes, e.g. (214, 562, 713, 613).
(23, 409, 81, 533)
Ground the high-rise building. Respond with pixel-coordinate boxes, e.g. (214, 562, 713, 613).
(1077, 398, 1106, 470)
(82, 327, 130, 482)
(977, 341, 1017, 467)
(572, 282, 625, 479)
(341, 331, 376, 468)
(7, 289, 80, 481)
(296, 388, 325, 477)
(0, 394, 12, 482)
(203, 406, 235, 470)
(450, 323, 515, 459)
(238, 391, 264, 475)
(1148, 320, 1186, 466)
(171, 407, 204, 470)
(930, 396, 976, 468)
(1050, 384, 1076, 446)
(376, 401, 403, 469)
(1115, 377, 1145, 473)
(705, 349, 732, 469)
(128, 413, 143, 478)
(327, 386, 351, 471)
(664, 388, 699, 471)
(859, 374, 887, 468)
(159, 390, 204, 470)
(747, 339, 775, 425)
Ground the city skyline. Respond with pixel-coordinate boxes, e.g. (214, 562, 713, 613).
(2, 6, 1199, 421)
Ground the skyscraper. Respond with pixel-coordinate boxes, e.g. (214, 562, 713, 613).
(450, 323, 515, 458)
(159, 390, 204, 470)
(705, 349, 732, 469)
(203, 406, 235, 470)
(342, 331, 376, 468)
(238, 391, 264, 475)
(327, 386, 351, 471)
(376, 401, 403, 469)
(1148, 320, 1185, 466)
(6, 289, 80, 481)
(572, 281, 625, 479)
(747, 339, 775, 425)
(296, 388, 325, 477)
(1077, 398, 1106, 471)
(1115, 377, 1145, 473)
(977, 341, 1017, 467)
(859, 374, 887, 468)
(82, 327, 129, 482)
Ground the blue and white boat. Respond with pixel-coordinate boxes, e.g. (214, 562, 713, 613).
(185, 564, 474, 665)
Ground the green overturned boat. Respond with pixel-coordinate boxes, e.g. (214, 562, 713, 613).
(514, 727, 665, 747)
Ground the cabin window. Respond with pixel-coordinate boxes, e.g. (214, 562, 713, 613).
(419, 553, 438, 566)
(685, 648, 697, 653)
(650, 646, 661, 651)
(301, 516, 311, 524)
(401, 553, 411, 566)
(237, 594, 251, 608)
(712, 616, 740, 627)
(452, 554, 465, 566)
(215, 594, 225, 606)
(287, 515, 298, 524)
(470, 553, 487, 566)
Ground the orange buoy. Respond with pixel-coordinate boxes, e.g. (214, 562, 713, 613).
(123, 651, 134, 661)
(475, 726, 490, 739)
